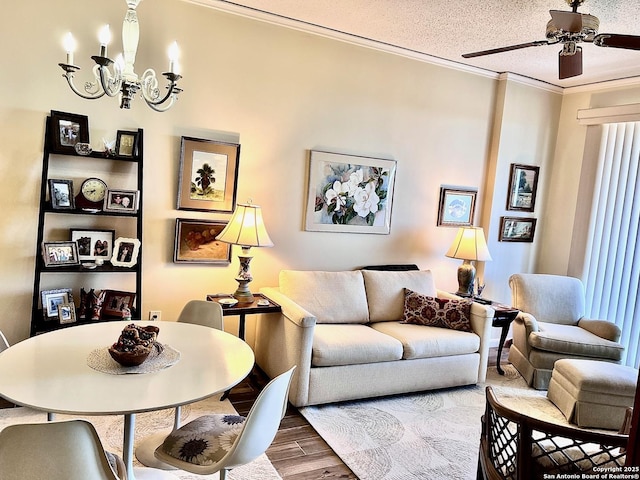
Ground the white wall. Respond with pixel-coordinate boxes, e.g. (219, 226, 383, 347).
(1, 0, 564, 345)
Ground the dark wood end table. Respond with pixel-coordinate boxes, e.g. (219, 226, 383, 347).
(487, 301, 519, 375)
(206, 293, 281, 341)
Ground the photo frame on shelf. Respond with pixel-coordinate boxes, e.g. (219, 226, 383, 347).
(42, 241, 80, 267)
(58, 302, 77, 325)
(437, 186, 477, 227)
(177, 137, 240, 213)
(104, 189, 139, 213)
(111, 237, 141, 268)
(70, 229, 115, 262)
(507, 163, 540, 212)
(41, 288, 74, 321)
(48, 179, 75, 210)
(173, 218, 231, 264)
(304, 150, 397, 234)
(49, 110, 89, 155)
(115, 130, 139, 158)
(101, 290, 136, 319)
(499, 216, 537, 242)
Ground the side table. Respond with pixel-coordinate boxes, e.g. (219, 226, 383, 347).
(206, 293, 281, 341)
(488, 301, 519, 375)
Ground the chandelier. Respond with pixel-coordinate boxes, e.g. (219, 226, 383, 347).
(58, 0, 182, 112)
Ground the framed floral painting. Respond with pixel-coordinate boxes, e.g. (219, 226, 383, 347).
(305, 150, 396, 234)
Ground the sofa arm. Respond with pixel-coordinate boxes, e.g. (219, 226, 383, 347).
(511, 312, 539, 358)
(437, 290, 493, 383)
(578, 318, 622, 343)
(255, 287, 317, 407)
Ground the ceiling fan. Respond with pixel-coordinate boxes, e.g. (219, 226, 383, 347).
(462, 0, 640, 79)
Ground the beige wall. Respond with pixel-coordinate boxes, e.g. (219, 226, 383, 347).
(0, 0, 576, 345)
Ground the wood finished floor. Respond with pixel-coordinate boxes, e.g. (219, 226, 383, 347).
(0, 346, 509, 479)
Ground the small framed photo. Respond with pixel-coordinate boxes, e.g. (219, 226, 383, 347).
(111, 237, 141, 268)
(104, 189, 139, 213)
(115, 130, 139, 158)
(42, 241, 80, 267)
(41, 288, 74, 321)
(48, 179, 75, 210)
(177, 137, 240, 213)
(58, 302, 77, 325)
(507, 164, 540, 212)
(49, 110, 89, 154)
(437, 186, 478, 227)
(174, 218, 231, 264)
(70, 229, 115, 262)
(499, 216, 537, 242)
(102, 290, 136, 319)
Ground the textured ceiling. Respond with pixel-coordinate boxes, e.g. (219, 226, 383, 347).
(193, 0, 640, 89)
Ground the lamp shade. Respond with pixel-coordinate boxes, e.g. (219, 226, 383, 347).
(216, 203, 274, 248)
(445, 227, 492, 262)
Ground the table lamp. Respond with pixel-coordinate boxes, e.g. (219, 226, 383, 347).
(445, 226, 492, 297)
(216, 202, 274, 303)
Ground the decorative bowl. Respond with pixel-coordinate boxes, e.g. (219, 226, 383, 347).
(108, 324, 161, 367)
(108, 345, 151, 367)
(74, 142, 93, 156)
(218, 297, 239, 308)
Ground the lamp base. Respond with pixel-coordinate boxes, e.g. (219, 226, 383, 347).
(232, 280, 254, 304)
(232, 249, 254, 304)
(455, 261, 476, 297)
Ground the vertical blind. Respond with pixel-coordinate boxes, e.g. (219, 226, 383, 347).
(582, 122, 640, 368)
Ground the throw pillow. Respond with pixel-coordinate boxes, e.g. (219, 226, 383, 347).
(402, 288, 473, 332)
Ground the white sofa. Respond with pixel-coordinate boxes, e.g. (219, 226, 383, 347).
(254, 269, 494, 407)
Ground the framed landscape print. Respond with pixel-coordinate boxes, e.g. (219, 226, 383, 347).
(507, 164, 540, 212)
(437, 186, 477, 227)
(177, 137, 240, 213)
(499, 216, 537, 242)
(70, 228, 114, 262)
(49, 110, 89, 154)
(173, 218, 231, 264)
(305, 150, 396, 234)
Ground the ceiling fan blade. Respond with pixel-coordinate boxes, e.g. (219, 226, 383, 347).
(462, 40, 548, 58)
(559, 47, 583, 79)
(549, 10, 583, 33)
(593, 33, 640, 51)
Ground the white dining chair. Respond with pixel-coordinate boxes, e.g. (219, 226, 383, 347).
(135, 300, 225, 469)
(0, 419, 126, 480)
(154, 366, 296, 479)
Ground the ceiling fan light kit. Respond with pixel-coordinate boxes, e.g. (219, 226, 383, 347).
(462, 0, 640, 80)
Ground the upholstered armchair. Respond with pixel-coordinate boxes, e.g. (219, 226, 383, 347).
(508, 274, 624, 390)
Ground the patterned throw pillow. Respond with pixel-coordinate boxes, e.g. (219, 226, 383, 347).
(402, 288, 473, 332)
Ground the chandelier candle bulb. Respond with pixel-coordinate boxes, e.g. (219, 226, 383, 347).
(98, 25, 111, 57)
(63, 32, 76, 65)
(168, 41, 179, 74)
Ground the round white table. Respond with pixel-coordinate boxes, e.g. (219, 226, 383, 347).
(0, 321, 255, 480)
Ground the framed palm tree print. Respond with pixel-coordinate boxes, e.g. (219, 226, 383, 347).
(177, 137, 240, 213)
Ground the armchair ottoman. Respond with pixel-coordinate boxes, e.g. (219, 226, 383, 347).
(547, 359, 638, 430)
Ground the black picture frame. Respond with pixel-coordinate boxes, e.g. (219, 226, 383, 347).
(177, 137, 240, 213)
(49, 110, 89, 154)
(499, 216, 537, 242)
(115, 130, 139, 158)
(48, 178, 75, 210)
(507, 164, 540, 212)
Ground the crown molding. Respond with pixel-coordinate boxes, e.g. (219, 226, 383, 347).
(184, 0, 640, 96)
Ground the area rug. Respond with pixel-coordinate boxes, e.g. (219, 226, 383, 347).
(0, 393, 281, 480)
(299, 365, 570, 480)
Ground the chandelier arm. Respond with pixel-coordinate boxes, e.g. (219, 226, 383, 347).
(139, 69, 182, 106)
(96, 63, 124, 98)
(59, 67, 107, 100)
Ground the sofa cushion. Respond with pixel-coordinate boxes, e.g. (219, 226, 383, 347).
(362, 269, 437, 322)
(312, 324, 403, 367)
(279, 270, 369, 324)
(530, 322, 624, 361)
(371, 321, 480, 360)
(401, 289, 473, 332)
